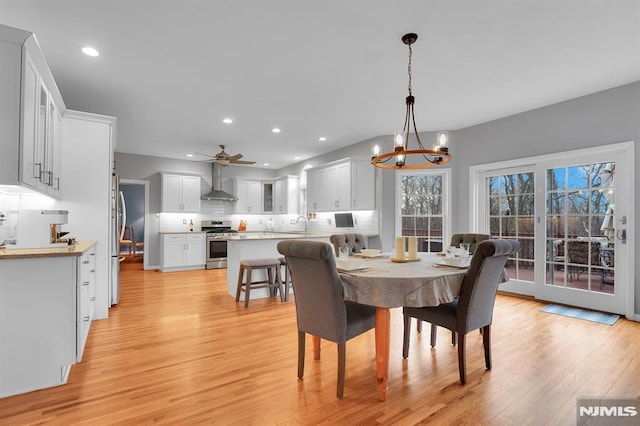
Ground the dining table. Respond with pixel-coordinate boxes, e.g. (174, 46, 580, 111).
(338, 251, 468, 401)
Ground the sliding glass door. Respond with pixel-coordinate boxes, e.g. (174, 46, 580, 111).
(472, 143, 633, 315)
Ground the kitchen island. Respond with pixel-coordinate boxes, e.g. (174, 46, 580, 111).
(226, 232, 333, 301)
(0, 241, 97, 398)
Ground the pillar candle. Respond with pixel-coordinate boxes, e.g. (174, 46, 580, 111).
(395, 237, 405, 260)
(408, 236, 417, 260)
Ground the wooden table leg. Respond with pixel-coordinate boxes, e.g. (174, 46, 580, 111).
(312, 335, 321, 360)
(375, 307, 390, 402)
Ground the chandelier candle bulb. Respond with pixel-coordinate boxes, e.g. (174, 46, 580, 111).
(408, 236, 418, 259)
(395, 237, 405, 260)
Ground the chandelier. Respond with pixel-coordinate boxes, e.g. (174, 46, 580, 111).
(371, 33, 451, 169)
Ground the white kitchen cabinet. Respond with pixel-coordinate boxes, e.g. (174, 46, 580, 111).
(161, 173, 201, 213)
(274, 175, 299, 214)
(161, 233, 206, 272)
(307, 160, 352, 212)
(0, 24, 66, 197)
(306, 159, 375, 212)
(59, 111, 116, 322)
(77, 246, 96, 361)
(0, 243, 96, 398)
(262, 181, 274, 213)
(234, 178, 262, 213)
(350, 160, 375, 210)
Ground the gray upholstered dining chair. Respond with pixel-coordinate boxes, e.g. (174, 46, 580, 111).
(402, 239, 520, 385)
(277, 239, 376, 399)
(329, 233, 366, 257)
(449, 233, 492, 254)
(418, 232, 493, 340)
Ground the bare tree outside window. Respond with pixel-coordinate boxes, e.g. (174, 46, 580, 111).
(400, 174, 444, 252)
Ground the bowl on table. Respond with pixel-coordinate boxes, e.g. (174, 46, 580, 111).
(441, 257, 471, 268)
(359, 249, 382, 257)
(336, 258, 363, 271)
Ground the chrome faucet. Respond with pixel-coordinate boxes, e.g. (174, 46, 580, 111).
(296, 215, 308, 232)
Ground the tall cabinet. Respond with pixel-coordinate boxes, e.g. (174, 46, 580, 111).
(59, 111, 117, 321)
(0, 24, 65, 197)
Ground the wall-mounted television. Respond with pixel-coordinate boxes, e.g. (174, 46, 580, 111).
(334, 213, 354, 228)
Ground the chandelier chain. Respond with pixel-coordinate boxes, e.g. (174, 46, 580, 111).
(407, 42, 413, 96)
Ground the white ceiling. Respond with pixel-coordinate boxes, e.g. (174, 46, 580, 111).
(2, 0, 639, 169)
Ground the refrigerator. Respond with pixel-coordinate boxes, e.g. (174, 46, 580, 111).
(110, 173, 122, 305)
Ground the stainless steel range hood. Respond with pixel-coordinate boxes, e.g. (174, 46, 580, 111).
(201, 163, 238, 201)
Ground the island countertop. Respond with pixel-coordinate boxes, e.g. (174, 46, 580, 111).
(0, 240, 97, 259)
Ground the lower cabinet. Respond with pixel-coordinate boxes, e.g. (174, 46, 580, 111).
(0, 243, 96, 398)
(161, 233, 206, 272)
(76, 246, 96, 362)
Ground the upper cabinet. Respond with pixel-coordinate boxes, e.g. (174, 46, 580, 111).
(0, 25, 66, 198)
(234, 178, 262, 214)
(161, 172, 201, 213)
(274, 175, 299, 214)
(307, 159, 375, 212)
(350, 160, 375, 210)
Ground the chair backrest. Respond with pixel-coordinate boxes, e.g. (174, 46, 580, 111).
(450, 233, 491, 254)
(329, 234, 366, 256)
(277, 240, 349, 344)
(456, 239, 520, 332)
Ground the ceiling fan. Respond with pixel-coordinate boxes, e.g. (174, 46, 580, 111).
(195, 145, 256, 166)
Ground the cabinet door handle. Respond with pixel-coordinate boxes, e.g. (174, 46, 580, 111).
(83, 316, 90, 322)
(83, 260, 90, 264)
(35, 163, 42, 181)
(82, 281, 90, 286)
(90, 297, 95, 301)
(54, 177, 60, 190)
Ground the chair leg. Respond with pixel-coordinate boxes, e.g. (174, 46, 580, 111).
(275, 266, 285, 302)
(297, 331, 305, 379)
(483, 325, 492, 370)
(430, 324, 437, 347)
(417, 320, 422, 333)
(235, 266, 244, 303)
(457, 333, 466, 384)
(337, 343, 346, 399)
(451, 331, 457, 346)
(243, 268, 252, 308)
(402, 315, 411, 358)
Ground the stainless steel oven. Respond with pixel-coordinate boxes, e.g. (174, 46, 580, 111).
(202, 220, 236, 269)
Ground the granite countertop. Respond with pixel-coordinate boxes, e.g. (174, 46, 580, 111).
(0, 240, 97, 259)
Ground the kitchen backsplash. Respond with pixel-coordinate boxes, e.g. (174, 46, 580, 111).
(158, 209, 379, 235)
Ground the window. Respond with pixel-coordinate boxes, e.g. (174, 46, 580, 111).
(488, 171, 535, 282)
(397, 170, 450, 253)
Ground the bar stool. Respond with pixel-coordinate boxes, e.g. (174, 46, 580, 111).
(235, 258, 283, 308)
(279, 257, 293, 301)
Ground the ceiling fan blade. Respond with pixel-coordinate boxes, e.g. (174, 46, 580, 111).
(194, 151, 217, 158)
(230, 159, 256, 165)
(229, 153, 243, 161)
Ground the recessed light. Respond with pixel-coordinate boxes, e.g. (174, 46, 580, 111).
(318, 137, 327, 142)
(294, 156, 300, 160)
(186, 154, 193, 157)
(263, 163, 269, 166)
(222, 118, 233, 124)
(81, 46, 100, 57)
(272, 128, 281, 133)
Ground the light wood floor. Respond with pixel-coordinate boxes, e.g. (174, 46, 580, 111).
(1, 259, 639, 425)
